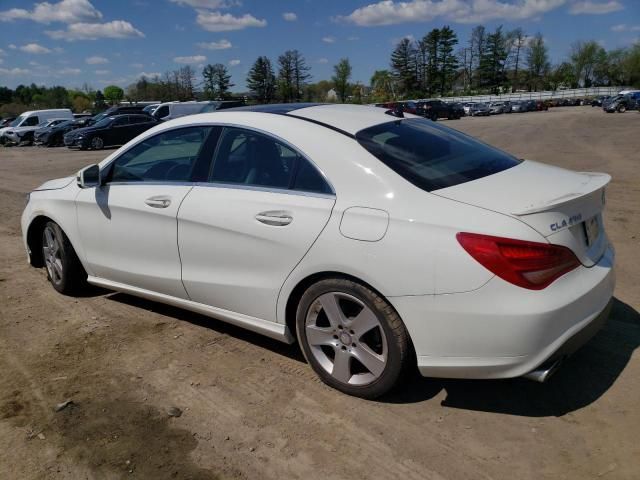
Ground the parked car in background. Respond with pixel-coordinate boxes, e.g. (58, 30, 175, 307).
(509, 101, 526, 113)
(152, 102, 204, 122)
(142, 104, 160, 115)
(73, 113, 92, 119)
(0, 109, 73, 144)
(34, 118, 85, 147)
(591, 96, 608, 107)
(535, 100, 549, 111)
(604, 93, 640, 113)
(489, 102, 505, 114)
(64, 114, 157, 150)
(0, 117, 16, 128)
(462, 103, 475, 116)
(470, 102, 491, 116)
(3, 118, 69, 146)
(449, 102, 465, 118)
(199, 100, 246, 113)
(86, 105, 147, 127)
(417, 100, 461, 120)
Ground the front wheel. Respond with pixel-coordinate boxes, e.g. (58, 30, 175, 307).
(42, 222, 87, 295)
(91, 136, 104, 150)
(296, 278, 411, 399)
(617, 105, 626, 113)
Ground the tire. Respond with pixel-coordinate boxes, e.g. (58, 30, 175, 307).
(41, 221, 87, 295)
(296, 278, 411, 399)
(618, 105, 626, 113)
(91, 136, 104, 150)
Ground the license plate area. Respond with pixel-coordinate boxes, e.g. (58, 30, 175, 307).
(583, 215, 600, 246)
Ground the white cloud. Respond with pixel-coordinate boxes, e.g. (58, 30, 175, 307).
(0, 67, 30, 75)
(322, 36, 336, 43)
(197, 39, 232, 50)
(347, 35, 360, 40)
(228, 59, 240, 66)
(137, 71, 161, 78)
(19, 43, 52, 54)
(8, 44, 17, 49)
(170, 0, 238, 8)
(336, 0, 567, 26)
(569, 1, 623, 15)
(174, 55, 207, 63)
(283, 12, 297, 21)
(46, 20, 145, 40)
(391, 34, 415, 45)
(0, 0, 102, 24)
(196, 11, 267, 31)
(130, 62, 144, 68)
(85, 55, 108, 64)
(0, 48, 4, 55)
(95, 69, 109, 74)
(59, 67, 81, 74)
(0, 59, 3, 65)
(317, 57, 329, 64)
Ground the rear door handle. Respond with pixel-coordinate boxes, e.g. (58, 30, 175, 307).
(255, 210, 293, 226)
(145, 196, 171, 208)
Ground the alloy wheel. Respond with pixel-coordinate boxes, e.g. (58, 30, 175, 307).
(305, 292, 388, 386)
(43, 225, 63, 285)
(91, 137, 104, 149)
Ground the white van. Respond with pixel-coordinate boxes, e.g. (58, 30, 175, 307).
(0, 109, 73, 143)
(152, 102, 204, 122)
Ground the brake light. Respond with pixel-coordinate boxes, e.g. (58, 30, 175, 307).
(456, 232, 581, 290)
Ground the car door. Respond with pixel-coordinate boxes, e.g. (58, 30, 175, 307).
(178, 126, 336, 322)
(75, 125, 217, 298)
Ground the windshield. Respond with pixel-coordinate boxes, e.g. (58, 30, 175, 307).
(56, 120, 73, 128)
(93, 116, 115, 128)
(10, 115, 26, 127)
(356, 118, 520, 192)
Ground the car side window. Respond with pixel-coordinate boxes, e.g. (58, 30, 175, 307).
(210, 128, 296, 189)
(108, 126, 212, 183)
(25, 116, 39, 126)
(155, 106, 170, 118)
(112, 116, 129, 127)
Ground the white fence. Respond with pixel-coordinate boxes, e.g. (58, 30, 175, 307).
(416, 87, 627, 104)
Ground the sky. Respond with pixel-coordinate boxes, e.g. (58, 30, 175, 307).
(0, 0, 639, 92)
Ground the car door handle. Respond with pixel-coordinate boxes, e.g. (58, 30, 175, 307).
(145, 196, 171, 208)
(255, 211, 293, 226)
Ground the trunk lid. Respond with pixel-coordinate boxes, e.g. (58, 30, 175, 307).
(434, 160, 610, 267)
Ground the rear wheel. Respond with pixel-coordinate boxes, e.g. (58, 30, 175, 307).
(618, 105, 626, 113)
(91, 136, 104, 150)
(296, 278, 411, 399)
(42, 222, 87, 295)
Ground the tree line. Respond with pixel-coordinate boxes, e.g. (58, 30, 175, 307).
(1, 28, 639, 116)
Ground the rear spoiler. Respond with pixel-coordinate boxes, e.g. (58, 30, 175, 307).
(512, 172, 611, 215)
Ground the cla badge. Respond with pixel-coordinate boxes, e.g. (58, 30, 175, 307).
(550, 213, 582, 232)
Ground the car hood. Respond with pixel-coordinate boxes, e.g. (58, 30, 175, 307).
(433, 160, 610, 266)
(34, 176, 75, 191)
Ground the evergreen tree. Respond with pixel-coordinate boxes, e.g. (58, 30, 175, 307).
(479, 26, 508, 92)
(437, 26, 458, 95)
(247, 56, 276, 104)
(202, 63, 234, 100)
(390, 37, 418, 96)
(421, 29, 440, 96)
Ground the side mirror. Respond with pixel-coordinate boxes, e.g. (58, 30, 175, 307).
(77, 164, 101, 188)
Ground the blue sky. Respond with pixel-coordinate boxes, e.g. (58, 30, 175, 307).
(1, 0, 638, 92)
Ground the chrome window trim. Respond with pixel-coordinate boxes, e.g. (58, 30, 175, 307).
(101, 121, 336, 196)
(104, 180, 335, 200)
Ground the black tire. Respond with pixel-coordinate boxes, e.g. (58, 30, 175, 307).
(41, 221, 87, 295)
(296, 278, 411, 399)
(91, 136, 104, 150)
(618, 105, 626, 113)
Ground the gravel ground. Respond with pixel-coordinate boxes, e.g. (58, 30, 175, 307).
(1, 106, 638, 480)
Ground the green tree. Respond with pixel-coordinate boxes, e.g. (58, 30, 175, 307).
(570, 40, 606, 87)
(277, 50, 310, 102)
(419, 29, 439, 96)
(390, 37, 418, 97)
(437, 25, 459, 95)
(479, 26, 508, 92)
(370, 69, 395, 102)
(246, 56, 276, 104)
(332, 58, 352, 103)
(103, 85, 124, 105)
(202, 63, 234, 100)
(526, 33, 550, 91)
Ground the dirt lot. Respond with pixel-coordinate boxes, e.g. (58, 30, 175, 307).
(1, 107, 639, 480)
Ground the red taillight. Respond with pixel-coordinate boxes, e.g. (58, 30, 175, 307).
(456, 232, 581, 290)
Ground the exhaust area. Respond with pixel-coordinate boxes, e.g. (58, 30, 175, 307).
(523, 358, 564, 383)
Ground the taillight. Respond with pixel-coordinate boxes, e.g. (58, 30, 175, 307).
(456, 232, 581, 290)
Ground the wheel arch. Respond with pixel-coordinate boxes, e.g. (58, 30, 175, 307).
(26, 215, 53, 267)
(283, 271, 403, 344)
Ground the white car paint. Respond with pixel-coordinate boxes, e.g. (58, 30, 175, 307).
(0, 109, 73, 140)
(21, 104, 615, 381)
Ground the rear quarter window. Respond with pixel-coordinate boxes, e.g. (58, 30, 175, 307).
(356, 118, 520, 192)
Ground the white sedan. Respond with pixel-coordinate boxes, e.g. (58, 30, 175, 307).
(21, 104, 615, 398)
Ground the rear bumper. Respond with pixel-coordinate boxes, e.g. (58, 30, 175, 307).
(390, 244, 615, 379)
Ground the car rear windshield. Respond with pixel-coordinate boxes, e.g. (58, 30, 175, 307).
(355, 118, 520, 192)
